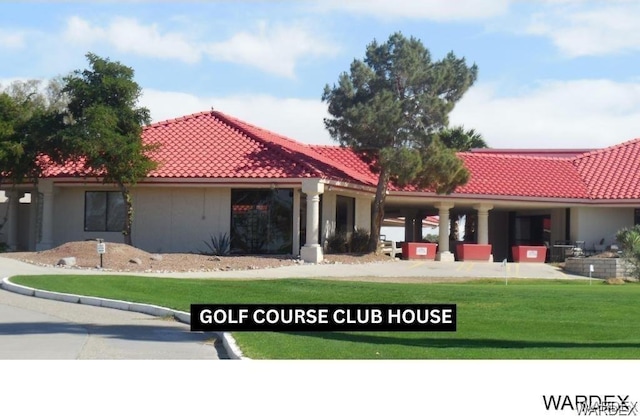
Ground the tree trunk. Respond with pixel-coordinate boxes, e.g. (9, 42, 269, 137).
(368, 166, 391, 253)
(119, 183, 133, 246)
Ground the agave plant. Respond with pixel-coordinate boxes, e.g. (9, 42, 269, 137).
(203, 232, 231, 256)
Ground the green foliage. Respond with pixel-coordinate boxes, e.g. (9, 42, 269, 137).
(423, 234, 439, 243)
(616, 225, 640, 280)
(0, 79, 66, 183)
(203, 232, 231, 256)
(437, 126, 488, 151)
(326, 231, 349, 254)
(322, 32, 478, 251)
(61, 53, 158, 245)
(350, 228, 371, 253)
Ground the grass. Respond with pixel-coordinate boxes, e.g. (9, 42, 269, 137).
(9, 275, 640, 359)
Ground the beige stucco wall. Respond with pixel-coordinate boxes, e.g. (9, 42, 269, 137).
(570, 206, 634, 249)
(355, 196, 371, 231)
(53, 186, 231, 253)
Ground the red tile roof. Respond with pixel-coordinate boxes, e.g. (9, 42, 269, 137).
(141, 111, 376, 184)
(39, 109, 640, 201)
(456, 153, 589, 198)
(573, 138, 640, 199)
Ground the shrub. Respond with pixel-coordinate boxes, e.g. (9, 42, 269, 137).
(203, 232, 231, 256)
(326, 232, 348, 254)
(350, 228, 371, 253)
(616, 225, 640, 280)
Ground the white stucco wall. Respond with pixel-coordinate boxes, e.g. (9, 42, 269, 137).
(354, 196, 371, 231)
(53, 186, 231, 253)
(570, 207, 634, 248)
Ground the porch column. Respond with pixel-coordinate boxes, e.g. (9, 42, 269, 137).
(300, 179, 324, 263)
(403, 210, 416, 242)
(435, 202, 455, 262)
(473, 203, 493, 245)
(474, 203, 493, 262)
(414, 211, 425, 242)
(36, 179, 55, 251)
(5, 190, 23, 250)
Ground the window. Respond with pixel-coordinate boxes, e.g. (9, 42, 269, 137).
(84, 191, 125, 232)
(231, 189, 293, 254)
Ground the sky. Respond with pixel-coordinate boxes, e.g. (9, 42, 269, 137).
(2, 0, 640, 149)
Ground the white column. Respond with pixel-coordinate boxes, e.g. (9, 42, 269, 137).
(473, 203, 493, 245)
(36, 179, 55, 251)
(473, 203, 493, 262)
(300, 179, 324, 263)
(435, 202, 455, 262)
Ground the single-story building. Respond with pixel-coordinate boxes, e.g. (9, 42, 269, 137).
(1, 110, 639, 263)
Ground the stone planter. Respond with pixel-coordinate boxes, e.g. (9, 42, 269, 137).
(564, 257, 627, 278)
(456, 244, 492, 261)
(402, 242, 437, 260)
(512, 246, 547, 263)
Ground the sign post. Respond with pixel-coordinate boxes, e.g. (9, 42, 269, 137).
(97, 239, 106, 268)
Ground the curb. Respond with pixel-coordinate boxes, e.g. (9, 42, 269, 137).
(0, 276, 246, 360)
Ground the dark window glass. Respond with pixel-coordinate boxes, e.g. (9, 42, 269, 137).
(84, 191, 125, 232)
(231, 189, 293, 254)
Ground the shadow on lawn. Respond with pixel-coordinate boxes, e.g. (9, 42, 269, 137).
(284, 332, 640, 349)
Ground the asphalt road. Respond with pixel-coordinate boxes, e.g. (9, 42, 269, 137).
(0, 287, 224, 359)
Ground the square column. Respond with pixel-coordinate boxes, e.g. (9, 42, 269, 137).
(435, 202, 455, 262)
(300, 179, 324, 263)
(5, 190, 23, 250)
(36, 179, 55, 251)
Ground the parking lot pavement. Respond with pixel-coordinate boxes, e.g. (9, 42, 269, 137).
(0, 288, 222, 359)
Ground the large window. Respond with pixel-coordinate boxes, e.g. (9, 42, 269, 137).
(231, 189, 293, 254)
(84, 191, 126, 232)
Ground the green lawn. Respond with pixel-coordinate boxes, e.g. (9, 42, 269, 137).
(9, 275, 640, 359)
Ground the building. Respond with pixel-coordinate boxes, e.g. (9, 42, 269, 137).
(1, 110, 639, 263)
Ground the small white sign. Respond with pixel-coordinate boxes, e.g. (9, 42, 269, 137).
(416, 247, 428, 256)
(97, 243, 106, 254)
(526, 250, 538, 259)
(589, 264, 594, 272)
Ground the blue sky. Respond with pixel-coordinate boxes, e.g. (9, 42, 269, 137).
(2, 0, 640, 149)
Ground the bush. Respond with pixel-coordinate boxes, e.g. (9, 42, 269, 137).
(350, 228, 371, 253)
(616, 225, 640, 280)
(203, 232, 231, 256)
(326, 232, 349, 254)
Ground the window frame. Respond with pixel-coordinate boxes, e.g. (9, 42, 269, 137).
(84, 191, 126, 232)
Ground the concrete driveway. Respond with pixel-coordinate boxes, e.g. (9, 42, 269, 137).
(0, 277, 224, 360)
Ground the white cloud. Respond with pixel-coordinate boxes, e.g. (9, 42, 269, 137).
(205, 21, 338, 78)
(0, 30, 25, 49)
(61, 16, 337, 78)
(450, 79, 640, 149)
(140, 89, 334, 145)
(525, 2, 640, 57)
(63, 16, 201, 63)
(317, 0, 512, 21)
(142, 79, 640, 150)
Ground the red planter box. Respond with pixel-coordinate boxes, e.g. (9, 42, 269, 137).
(456, 244, 492, 261)
(402, 242, 437, 260)
(512, 246, 547, 263)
